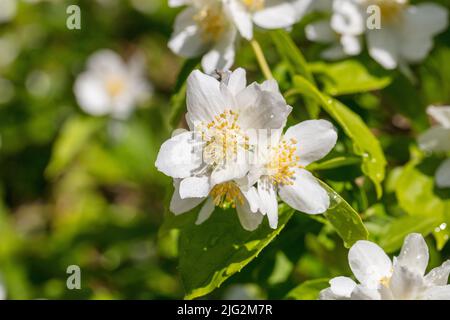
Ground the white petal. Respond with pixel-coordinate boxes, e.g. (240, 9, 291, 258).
(170, 180, 205, 215)
(186, 70, 231, 124)
(226, 68, 247, 96)
(390, 265, 425, 299)
(201, 29, 237, 74)
(348, 240, 392, 289)
(236, 85, 292, 129)
(367, 28, 399, 70)
(423, 285, 450, 300)
(169, 0, 191, 7)
(425, 260, 450, 286)
(350, 285, 381, 300)
(210, 161, 249, 186)
(329, 276, 357, 298)
(340, 34, 362, 56)
(396, 233, 429, 276)
(283, 120, 338, 167)
(399, 4, 448, 63)
(427, 106, 450, 128)
(257, 179, 278, 229)
(155, 131, 203, 179)
(319, 288, 342, 300)
(321, 44, 348, 61)
(278, 168, 329, 214)
(305, 20, 337, 43)
(74, 72, 111, 116)
(418, 127, 450, 153)
(240, 186, 260, 213)
(227, 0, 253, 40)
(86, 49, 126, 74)
(331, 0, 365, 35)
(168, 8, 206, 58)
(436, 159, 450, 188)
(196, 197, 215, 225)
(179, 176, 211, 199)
(253, 2, 299, 30)
(236, 199, 263, 231)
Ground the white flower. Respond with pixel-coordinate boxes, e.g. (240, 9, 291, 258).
(250, 119, 337, 229)
(224, 0, 313, 40)
(419, 106, 450, 188)
(74, 49, 152, 119)
(0, 0, 17, 23)
(168, 0, 238, 74)
(330, 0, 448, 69)
(155, 68, 292, 230)
(320, 233, 450, 300)
(306, 20, 362, 60)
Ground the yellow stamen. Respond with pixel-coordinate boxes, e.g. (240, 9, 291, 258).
(210, 182, 244, 209)
(366, 0, 407, 24)
(242, 0, 265, 11)
(193, 5, 227, 43)
(105, 76, 125, 97)
(267, 138, 301, 186)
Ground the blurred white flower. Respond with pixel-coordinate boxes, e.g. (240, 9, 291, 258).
(74, 49, 152, 119)
(306, 20, 362, 60)
(168, 0, 237, 74)
(224, 0, 313, 40)
(0, 0, 17, 23)
(330, 0, 448, 69)
(320, 233, 450, 300)
(251, 119, 337, 229)
(155, 68, 292, 230)
(419, 106, 450, 188)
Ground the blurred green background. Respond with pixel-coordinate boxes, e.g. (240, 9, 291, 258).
(0, 0, 449, 300)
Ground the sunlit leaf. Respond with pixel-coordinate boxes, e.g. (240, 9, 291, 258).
(292, 76, 386, 197)
(179, 205, 294, 299)
(286, 278, 329, 300)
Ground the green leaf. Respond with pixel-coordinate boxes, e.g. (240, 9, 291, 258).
(292, 76, 387, 197)
(271, 30, 320, 118)
(179, 205, 294, 299)
(310, 60, 391, 96)
(45, 115, 103, 178)
(286, 278, 329, 300)
(395, 159, 446, 216)
(379, 214, 442, 253)
(319, 181, 369, 248)
(307, 156, 361, 171)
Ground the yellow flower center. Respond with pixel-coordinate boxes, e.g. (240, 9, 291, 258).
(210, 181, 244, 208)
(197, 109, 250, 169)
(267, 138, 301, 186)
(105, 76, 125, 97)
(193, 5, 227, 43)
(242, 0, 265, 11)
(366, 0, 407, 24)
(379, 275, 391, 287)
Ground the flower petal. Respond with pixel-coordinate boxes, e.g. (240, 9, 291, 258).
(168, 8, 206, 58)
(423, 285, 450, 300)
(201, 29, 237, 74)
(227, 0, 253, 40)
(186, 70, 233, 124)
(350, 285, 381, 300)
(278, 168, 329, 214)
(427, 106, 450, 128)
(155, 131, 203, 179)
(306, 20, 337, 43)
(74, 72, 111, 116)
(366, 27, 399, 70)
(425, 260, 450, 286)
(196, 197, 215, 225)
(396, 233, 429, 276)
(226, 68, 247, 96)
(257, 179, 278, 229)
(329, 276, 357, 298)
(284, 120, 337, 167)
(348, 240, 392, 289)
(236, 199, 263, 231)
(418, 127, 450, 153)
(170, 180, 205, 215)
(253, 1, 300, 30)
(390, 265, 425, 299)
(436, 158, 450, 188)
(179, 176, 211, 199)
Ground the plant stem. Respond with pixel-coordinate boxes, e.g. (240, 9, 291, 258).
(250, 39, 273, 80)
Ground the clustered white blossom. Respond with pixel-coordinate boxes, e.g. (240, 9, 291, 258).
(306, 0, 449, 69)
(74, 49, 152, 119)
(155, 68, 337, 230)
(168, 0, 313, 73)
(419, 106, 450, 188)
(320, 233, 450, 300)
